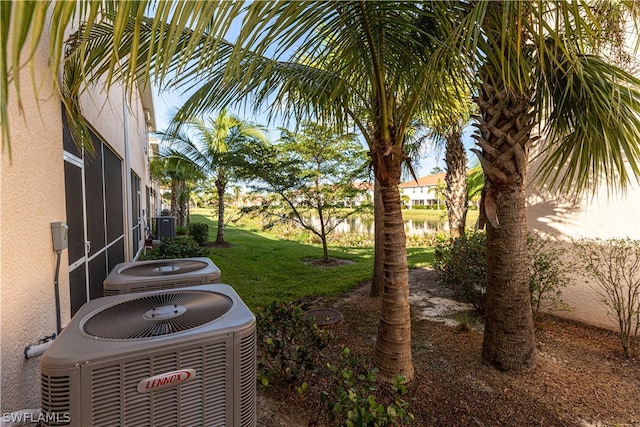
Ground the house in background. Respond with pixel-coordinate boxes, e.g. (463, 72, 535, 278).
(1, 23, 158, 415)
(398, 172, 446, 208)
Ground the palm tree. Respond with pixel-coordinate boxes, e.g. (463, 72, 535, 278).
(149, 150, 203, 228)
(422, 87, 475, 239)
(460, 1, 640, 370)
(164, 2, 458, 382)
(1, 1, 244, 153)
(157, 111, 267, 244)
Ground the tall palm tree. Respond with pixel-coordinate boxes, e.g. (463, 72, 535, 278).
(460, 1, 640, 370)
(157, 111, 267, 244)
(164, 2, 458, 382)
(149, 150, 203, 228)
(422, 87, 475, 239)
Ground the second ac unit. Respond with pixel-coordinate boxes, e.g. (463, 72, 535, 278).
(40, 284, 256, 427)
(103, 257, 221, 296)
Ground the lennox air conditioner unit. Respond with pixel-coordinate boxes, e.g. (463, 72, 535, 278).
(40, 284, 256, 427)
(103, 257, 221, 296)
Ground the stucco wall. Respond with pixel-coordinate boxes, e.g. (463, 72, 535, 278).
(1, 45, 71, 412)
(2, 26, 153, 417)
(527, 171, 640, 330)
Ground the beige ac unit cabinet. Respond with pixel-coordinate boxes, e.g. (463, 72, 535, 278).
(103, 257, 221, 296)
(40, 284, 256, 427)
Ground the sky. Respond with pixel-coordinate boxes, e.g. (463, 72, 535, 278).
(150, 9, 477, 180)
(152, 86, 477, 179)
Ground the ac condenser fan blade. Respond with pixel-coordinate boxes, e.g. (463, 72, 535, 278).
(82, 290, 232, 339)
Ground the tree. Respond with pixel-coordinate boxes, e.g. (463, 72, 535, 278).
(235, 121, 369, 262)
(156, 111, 267, 244)
(1, 1, 245, 153)
(422, 85, 475, 239)
(159, 2, 459, 382)
(461, 1, 640, 370)
(149, 151, 202, 228)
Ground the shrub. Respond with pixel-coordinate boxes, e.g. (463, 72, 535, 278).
(527, 232, 572, 322)
(176, 225, 188, 236)
(433, 231, 487, 313)
(434, 231, 572, 319)
(315, 348, 414, 427)
(158, 236, 207, 258)
(573, 238, 640, 358)
(189, 222, 209, 245)
(255, 301, 333, 386)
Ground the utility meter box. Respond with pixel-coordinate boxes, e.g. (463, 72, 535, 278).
(51, 222, 68, 251)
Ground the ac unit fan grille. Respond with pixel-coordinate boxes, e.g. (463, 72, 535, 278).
(120, 260, 210, 276)
(82, 291, 232, 339)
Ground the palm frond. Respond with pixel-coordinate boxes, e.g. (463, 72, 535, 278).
(534, 52, 640, 194)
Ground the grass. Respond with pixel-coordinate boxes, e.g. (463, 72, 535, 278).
(190, 213, 368, 309)
(181, 211, 435, 310)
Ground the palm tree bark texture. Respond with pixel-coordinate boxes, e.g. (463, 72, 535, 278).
(372, 141, 414, 382)
(472, 71, 536, 371)
(444, 129, 468, 239)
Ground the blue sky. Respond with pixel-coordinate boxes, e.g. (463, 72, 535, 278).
(150, 10, 477, 179)
(153, 87, 477, 179)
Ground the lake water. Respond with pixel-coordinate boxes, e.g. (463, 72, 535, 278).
(318, 215, 449, 236)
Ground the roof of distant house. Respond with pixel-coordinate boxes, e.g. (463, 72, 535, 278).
(398, 172, 446, 188)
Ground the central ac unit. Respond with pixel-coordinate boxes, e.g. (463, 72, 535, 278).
(103, 257, 221, 296)
(40, 284, 256, 427)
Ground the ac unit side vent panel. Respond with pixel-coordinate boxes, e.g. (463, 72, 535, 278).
(41, 375, 71, 426)
(240, 331, 258, 426)
(87, 342, 228, 427)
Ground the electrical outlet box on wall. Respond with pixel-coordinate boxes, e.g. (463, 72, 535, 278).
(51, 221, 68, 251)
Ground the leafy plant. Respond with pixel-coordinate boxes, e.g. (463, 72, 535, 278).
(316, 348, 414, 427)
(433, 231, 487, 313)
(158, 236, 207, 258)
(527, 233, 573, 322)
(573, 238, 640, 358)
(188, 222, 209, 245)
(255, 301, 333, 386)
(435, 231, 573, 320)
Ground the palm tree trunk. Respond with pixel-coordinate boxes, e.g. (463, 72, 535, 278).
(445, 130, 468, 239)
(373, 143, 414, 383)
(170, 179, 179, 218)
(370, 178, 384, 297)
(177, 180, 188, 228)
(481, 183, 536, 370)
(473, 71, 536, 371)
(215, 176, 226, 244)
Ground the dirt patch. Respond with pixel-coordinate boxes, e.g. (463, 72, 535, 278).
(257, 267, 640, 427)
(303, 257, 355, 267)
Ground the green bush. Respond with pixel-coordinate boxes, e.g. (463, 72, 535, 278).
(316, 348, 414, 427)
(528, 233, 572, 322)
(573, 238, 640, 358)
(434, 231, 572, 319)
(255, 301, 333, 386)
(189, 222, 209, 245)
(433, 231, 487, 313)
(176, 225, 188, 236)
(158, 236, 207, 258)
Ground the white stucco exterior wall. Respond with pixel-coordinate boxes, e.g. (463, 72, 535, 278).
(527, 169, 640, 330)
(2, 23, 154, 417)
(1, 37, 71, 412)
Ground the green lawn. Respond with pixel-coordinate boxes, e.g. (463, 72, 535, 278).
(189, 211, 435, 310)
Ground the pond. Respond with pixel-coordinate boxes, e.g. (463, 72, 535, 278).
(315, 214, 449, 236)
